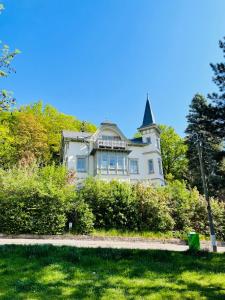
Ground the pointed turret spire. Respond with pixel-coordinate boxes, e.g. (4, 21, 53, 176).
(140, 94, 155, 129)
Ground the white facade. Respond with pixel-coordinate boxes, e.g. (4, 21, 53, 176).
(62, 101, 165, 186)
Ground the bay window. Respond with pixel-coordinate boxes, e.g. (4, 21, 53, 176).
(96, 151, 127, 174)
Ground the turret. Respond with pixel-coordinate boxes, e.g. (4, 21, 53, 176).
(138, 95, 161, 149)
(138, 95, 164, 185)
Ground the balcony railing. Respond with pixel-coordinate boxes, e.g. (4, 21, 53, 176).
(94, 139, 127, 150)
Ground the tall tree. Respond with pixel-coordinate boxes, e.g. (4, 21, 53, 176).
(0, 102, 97, 168)
(20, 101, 96, 162)
(185, 94, 224, 198)
(0, 3, 20, 111)
(159, 125, 188, 181)
(208, 37, 225, 138)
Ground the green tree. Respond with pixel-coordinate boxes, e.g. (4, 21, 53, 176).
(208, 37, 225, 138)
(0, 102, 96, 168)
(0, 3, 20, 111)
(159, 125, 188, 180)
(11, 112, 50, 165)
(185, 94, 224, 198)
(20, 101, 96, 162)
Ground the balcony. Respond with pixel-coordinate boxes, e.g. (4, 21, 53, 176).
(94, 139, 127, 150)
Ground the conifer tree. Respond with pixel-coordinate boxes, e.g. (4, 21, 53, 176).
(185, 94, 224, 198)
(208, 37, 225, 138)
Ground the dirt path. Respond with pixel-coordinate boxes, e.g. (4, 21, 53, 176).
(0, 236, 224, 252)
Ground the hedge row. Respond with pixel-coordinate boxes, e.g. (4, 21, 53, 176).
(0, 166, 224, 240)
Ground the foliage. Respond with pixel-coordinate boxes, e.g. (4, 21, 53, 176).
(185, 94, 225, 198)
(164, 180, 206, 232)
(0, 5, 20, 111)
(68, 198, 95, 234)
(208, 37, 225, 138)
(78, 178, 225, 238)
(78, 178, 138, 230)
(134, 183, 174, 231)
(0, 245, 225, 299)
(0, 165, 75, 234)
(0, 102, 96, 167)
(159, 124, 188, 180)
(0, 123, 16, 168)
(0, 164, 224, 239)
(11, 112, 50, 165)
(20, 102, 96, 161)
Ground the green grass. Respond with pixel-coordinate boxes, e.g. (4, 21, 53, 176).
(0, 245, 225, 299)
(91, 229, 208, 241)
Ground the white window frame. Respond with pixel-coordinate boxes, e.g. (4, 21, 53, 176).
(148, 159, 154, 174)
(158, 158, 163, 175)
(76, 156, 87, 173)
(156, 138, 160, 150)
(129, 158, 139, 174)
(97, 151, 128, 174)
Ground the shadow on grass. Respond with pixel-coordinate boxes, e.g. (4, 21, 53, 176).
(0, 245, 224, 299)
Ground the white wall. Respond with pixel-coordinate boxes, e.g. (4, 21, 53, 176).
(65, 141, 91, 180)
(128, 145, 164, 185)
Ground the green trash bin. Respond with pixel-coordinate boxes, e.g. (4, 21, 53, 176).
(188, 232, 200, 251)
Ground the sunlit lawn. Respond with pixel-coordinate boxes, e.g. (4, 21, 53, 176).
(0, 245, 225, 299)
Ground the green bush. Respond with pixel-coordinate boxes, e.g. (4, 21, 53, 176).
(0, 166, 224, 240)
(68, 197, 94, 234)
(0, 165, 74, 234)
(134, 184, 174, 232)
(78, 178, 138, 230)
(211, 200, 225, 241)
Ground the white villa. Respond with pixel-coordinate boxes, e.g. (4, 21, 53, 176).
(62, 97, 165, 185)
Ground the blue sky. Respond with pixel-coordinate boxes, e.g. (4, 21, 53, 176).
(1, 0, 225, 137)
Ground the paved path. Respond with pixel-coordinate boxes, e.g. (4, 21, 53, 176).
(0, 237, 224, 252)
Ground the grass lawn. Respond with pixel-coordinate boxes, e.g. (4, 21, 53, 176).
(0, 245, 225, 299)
(91, 229, 208, 241)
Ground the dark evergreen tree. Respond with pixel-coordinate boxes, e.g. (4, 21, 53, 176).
(208, 37, 225, 138)
(185, 94, 225, 199)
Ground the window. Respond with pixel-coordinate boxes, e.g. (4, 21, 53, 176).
(156, 138, 160, 150)
(101, 153, 108, 169)
(109, 154, 116, 169)
(146, 137, 151, 144)
(158, 158, 163, 175)
(97, 152, 127, 174)
(101, 135, 121, 141)
(129, 159, 138, 174)
(148, 159, 154, 174)
(77, 157, 87, 172)
(117, 155, 124, 170)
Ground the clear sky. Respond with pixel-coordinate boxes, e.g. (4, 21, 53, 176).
(1, 0, 225, 137)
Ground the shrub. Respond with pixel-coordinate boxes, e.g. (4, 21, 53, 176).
(0, 165, 74, 234)
(0, 166, 224, 240)
(211, 200, 225, 241)
(67, 198, 94, 234)
(134, 184, 174, 231)
(78, 178, 138, 230)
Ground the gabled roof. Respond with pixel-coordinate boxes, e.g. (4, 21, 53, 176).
(92, 122, 129, 142)
(139, 97, 155, 129)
